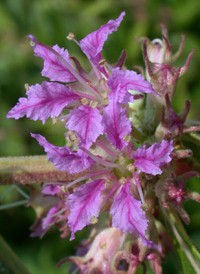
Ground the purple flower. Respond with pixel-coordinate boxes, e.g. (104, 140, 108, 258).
(8, 13, 175, 246)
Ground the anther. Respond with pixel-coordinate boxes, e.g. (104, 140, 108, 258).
(24, 83, 29, 91)
(52, 117, 58, 124)
(89, 100, 98, 108)
(67, 32, 75, 40)
(61, 185, 68, 193)
(123, 135, 131, 142)
(68, 132, 77, 142)
(126, 164, 135, 172)
(119, 177, 126, 184)
(81, 98, 89, 106)
(90, 216, 98, 224)
(99, 59, 106, 66)
(30, 41, 35, 47)
(99, 78, 107, 86)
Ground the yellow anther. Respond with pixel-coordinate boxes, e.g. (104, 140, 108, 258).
(126, 164, 135, 172)
(99, 59, 106, 66)
(81, 98, 89, 105)
(61, 185, 68, 193)
(24, 83, 29, 91)
(89, 100, 98, 108)
(52, 117, 58, 124)
(119, 177, 126, 184)
(103, 98, 109, 105)
(101, 90, 108, 100)
(123, 135, 131, 142)
(99, 78, 106, 86)
(90, 216, 98, 224)
(69, 132, 77, 142)
(67, 32, 75, 40)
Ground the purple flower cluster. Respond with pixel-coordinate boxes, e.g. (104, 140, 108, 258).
(8, 12, 175, 252)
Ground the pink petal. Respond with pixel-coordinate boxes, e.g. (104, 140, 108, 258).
(68, 179, 105, 240)
(103, 88, 131, 150)
(80, 12, 125, 63)
(7, 82, 80, 123)
(110, 181, 149, 245)
(31, 134, 94, 173)
(28, 35, 76, 82)
(67, 105, 103, 148)
(107, 68, 156, 103)
(133, 140, 174, 175)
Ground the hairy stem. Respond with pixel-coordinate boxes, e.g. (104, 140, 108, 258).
(0, 155, 84, 185)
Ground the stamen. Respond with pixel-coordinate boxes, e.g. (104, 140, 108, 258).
(66, 169, 110, 189)
(90, 216, 98, 224)
(24, 83, 29, 91)
(96, 140, 117, 158)
(132, 175, 144, 204)
(30, 40, 35, 47)
(119, 177, 126, 184)
(99, 59, 106, 67)
(67, 32, 75, 40)
(81, 147, 120, 168)
(126, 164, 135, 173)
(34, 42, 102, 101)
(81, 98, 89, 106)
(123, 135, 131, 142)
(89, 100, 98, 108)
(52, 117, 58, 124)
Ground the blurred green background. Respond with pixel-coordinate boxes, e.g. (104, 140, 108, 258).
(0, 0, 200, 273)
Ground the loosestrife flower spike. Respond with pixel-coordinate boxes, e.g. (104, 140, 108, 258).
(7, 12, 200, 273)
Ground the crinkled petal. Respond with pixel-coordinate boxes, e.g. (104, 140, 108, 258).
(68, 179, 105, 240)
(107, 67, 156, 103)
(80, 12, 125, 63)
(103, 88, 131, 150)
(110, 181, 149, 245)
(28, 35, 76, 82)
(7, 82, 80, 123)
(133, 140, 174, 175)
(31, 134, 94, 173)
(67, 105, 103, 148)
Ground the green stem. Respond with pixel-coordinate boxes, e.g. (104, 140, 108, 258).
(0, 234, 31, 274)
(0, 155, 84, 185)
(163, 208, 200, 272)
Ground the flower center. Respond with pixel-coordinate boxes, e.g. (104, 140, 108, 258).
(114, 156, 134, 178)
